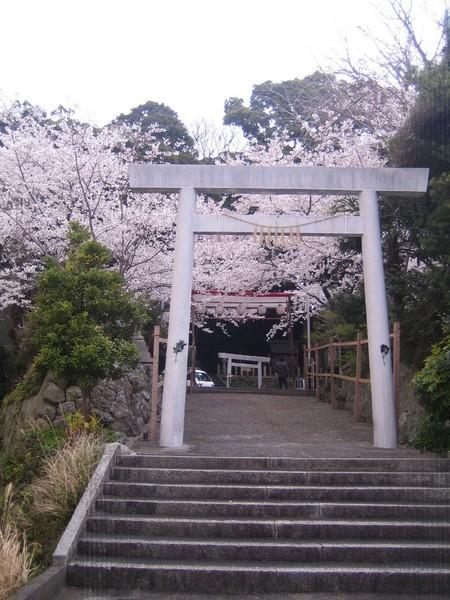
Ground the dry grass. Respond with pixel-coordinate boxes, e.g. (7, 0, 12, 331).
(0, 484, 34, 600)
(28, 432, 103, 523)
(0, 526, 34, 600)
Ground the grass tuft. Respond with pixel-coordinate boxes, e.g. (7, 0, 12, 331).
(0, 484, 34, 600)
(28, 432, 103, 523)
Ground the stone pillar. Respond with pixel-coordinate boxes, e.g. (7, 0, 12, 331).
(359, 190, 397, 448)
(160, 187, 196, 447)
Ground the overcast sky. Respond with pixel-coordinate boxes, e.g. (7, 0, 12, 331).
(0, 0, 445, 129)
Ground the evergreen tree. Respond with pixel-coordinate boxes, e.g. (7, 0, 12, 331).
(114, 100, 196, 163)
(385, 36, 450, 366)
(31, 223, 145, 415)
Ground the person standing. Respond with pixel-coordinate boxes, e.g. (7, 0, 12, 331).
(275, 357, 289, 389)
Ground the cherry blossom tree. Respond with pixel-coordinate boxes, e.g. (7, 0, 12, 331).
(193, 111, 395, 331)
(0, 91, 403, 342)
(0, 102, 177, 309)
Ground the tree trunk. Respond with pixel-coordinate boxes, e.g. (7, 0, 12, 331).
(80, 388, 91, 418)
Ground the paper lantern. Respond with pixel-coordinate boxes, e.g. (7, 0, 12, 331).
(276, 303, 286, 316)
(237, 303, 247, 315)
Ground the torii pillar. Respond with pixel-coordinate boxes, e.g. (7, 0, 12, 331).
(130, 165, 429, 449)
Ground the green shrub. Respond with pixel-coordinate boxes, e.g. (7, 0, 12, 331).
(0, 367, 43, 411)
(412, 412, 450, 454)
(412, 329, 450, 453)
(65, 411, 103, 438)
(0, 345, 15, 402)
(0, 422, 67, 490)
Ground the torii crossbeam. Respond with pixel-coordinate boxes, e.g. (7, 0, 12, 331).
(129, 164, 429, 450)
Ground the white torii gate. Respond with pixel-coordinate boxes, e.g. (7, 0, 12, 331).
(129, 164, 428, 450)
(218, 352, 272, 389)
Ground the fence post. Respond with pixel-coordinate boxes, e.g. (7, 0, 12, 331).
(330, 337, 336, 408)
(150, 325, 160, 442)
(315, 345, 320, 401)
(303, 345, 307, 388)
(393, 321, 401, 424)
(189, 310, 196, 395)
(354, 331, 362, 422)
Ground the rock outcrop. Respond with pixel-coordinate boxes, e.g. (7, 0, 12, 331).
(1, 336, 153, 442)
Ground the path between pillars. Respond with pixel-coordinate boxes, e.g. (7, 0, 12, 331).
(131, 392, 427, 458)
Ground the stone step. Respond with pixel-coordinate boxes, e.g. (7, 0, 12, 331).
(103, 481, 450, 503)
(78, 534, 450, 564)
(95, 497, 450, 521)
(57, 590, 450, 600)
(86, 514, 450, 540)
(66, 453, 450, 596)
(116, 455, 450, 473)
(110, 466, 450, 487)
(66, 557, 450, 594)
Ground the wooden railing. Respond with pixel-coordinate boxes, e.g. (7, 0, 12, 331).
(303, 322, 400, 422)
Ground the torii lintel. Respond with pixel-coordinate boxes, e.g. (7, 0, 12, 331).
(129, 164, 429, 196)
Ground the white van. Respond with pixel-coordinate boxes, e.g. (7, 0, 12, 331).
(187, 369, 215, 388)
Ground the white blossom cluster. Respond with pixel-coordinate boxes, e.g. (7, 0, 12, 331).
(0, 97, 402, 335)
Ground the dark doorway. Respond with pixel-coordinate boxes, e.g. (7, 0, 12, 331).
(194, 318, 304, 375)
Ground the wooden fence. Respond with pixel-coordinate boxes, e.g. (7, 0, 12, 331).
(303, 322, 400, 422)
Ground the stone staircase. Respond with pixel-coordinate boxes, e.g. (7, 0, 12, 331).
(66, 454, 450, 596)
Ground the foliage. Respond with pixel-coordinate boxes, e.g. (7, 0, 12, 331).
(412, 329, 450, 452)
(0, 345, 16, 401)
(27, 432, 103, 525)
(65, 411, 103, 438)
(389, 59, 450, 178)
(224, 72, 402, 148)
(0, 485, 34, 600)
(114, 100, 196, 163)
(1, 367, 43, 410)
(31, 223, 145, 413)
(0, 422, 67, 490)
(384, 43, 450, 366)
(389, 268, 450, 367)
(310, 288, 368, 376)
(0, 366, 44, 446)
(0, 417, 107, 574)
(311, 285, 366, 344)
(312, 312, 362, 346)
(412, 412, 450, 454)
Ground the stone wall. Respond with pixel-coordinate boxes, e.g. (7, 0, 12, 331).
(2, 364, 152, 444)
(1, 336, 154, 445)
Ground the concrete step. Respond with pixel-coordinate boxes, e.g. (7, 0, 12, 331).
(78, 534, 450, 564)
(103, 481, 450, 503)
(95, 497, 450, 521)
(116, 455, 450, 472)
(110, 466, 450, 487)
(86, 514, 450, 540)
(66, 557, 450, 594)
(57, 589, 450, 600)
(66, 453, 450, 596)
